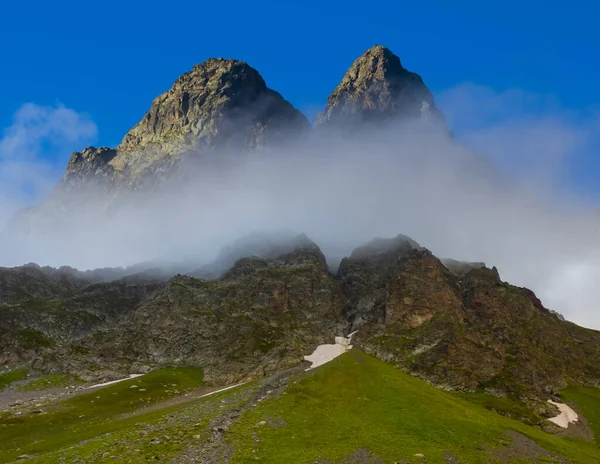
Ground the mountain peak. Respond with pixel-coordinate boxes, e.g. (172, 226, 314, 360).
(359, 44, 403, 65)
(59, 58, 309, 189)
(316, 45, 445, 129)
(115, 57, 308, 161)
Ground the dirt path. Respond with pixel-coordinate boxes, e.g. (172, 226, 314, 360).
(120, 381, 250, 419)
(0, 380, 85, 412)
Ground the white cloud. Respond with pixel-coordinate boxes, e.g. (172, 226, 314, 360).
(2, 88, 600, 331)
(0, 104, 97, 228)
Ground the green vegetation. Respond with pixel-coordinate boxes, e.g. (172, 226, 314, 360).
(562, 385, 600, 445)
(2, 356, 600, 463)
(460, 392, 540, 425)
(21, 296, 61, 311)
(227, 351, 600, 463)
(28, 382, 257, 463)
(0, 368, 204, 463)
(18, 373, 84, 392)
(257, 266, 312, 278)
(0, 368, 28, 391)
(16, 328, 55, 348)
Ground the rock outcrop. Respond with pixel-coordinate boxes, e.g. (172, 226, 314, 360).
(316, 45, 446, 130)
(62, 147, 117, 191)
(340, 236, 600, 397)
(61, 58, 309, 191)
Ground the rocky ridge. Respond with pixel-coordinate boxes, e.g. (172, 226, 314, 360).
(58, 46, 445, 193)
(2, 234, 599, 403)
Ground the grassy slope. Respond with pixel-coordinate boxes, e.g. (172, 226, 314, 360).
(26, 382, 258, 464)
(227, 351, 600, 463)
(18, 373, 84, 392)
(1, 354, 599, 463)
(562, 385, 600, 445)
(0, 369, 28, 391)
(0, 368, 205, 463)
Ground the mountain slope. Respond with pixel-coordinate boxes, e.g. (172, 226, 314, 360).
(76, 240, 345, 384)
(0, 237, 344, 384)
(1, 352, 599, 463)
(339, 236, 600, 399)
(3, 233, 600, 401)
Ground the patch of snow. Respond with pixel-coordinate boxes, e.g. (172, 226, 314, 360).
(303, 332, 356, 370)
(547, 400, 579, 428)
(87, 374, 144, 389)
(197, 382, 247, 399)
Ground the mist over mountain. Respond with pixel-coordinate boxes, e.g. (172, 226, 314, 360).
(3, 44, 600, 463)
(1, 45, 600, 332)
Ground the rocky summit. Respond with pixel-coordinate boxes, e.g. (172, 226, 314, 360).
(316, 45, 446, 129)
(61, 58, 309, 191)
(57, 46, 445, 194)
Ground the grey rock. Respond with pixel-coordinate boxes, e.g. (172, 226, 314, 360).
(316, 45, 445, 130)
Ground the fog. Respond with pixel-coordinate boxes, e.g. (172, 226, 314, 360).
(1, 86, 600, 330)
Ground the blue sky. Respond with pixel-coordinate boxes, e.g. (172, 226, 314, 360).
(1, 0, 600, 197)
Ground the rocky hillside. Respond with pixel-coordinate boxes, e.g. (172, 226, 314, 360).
(0, 265, 161, 368)
(2, 234, 600, 404)
(0, 237, 345, 384)
(339, 236, 600, 399)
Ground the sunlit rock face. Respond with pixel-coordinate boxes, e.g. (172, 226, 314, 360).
(315, 45, 446, 130)
(61, 58, 310, 192)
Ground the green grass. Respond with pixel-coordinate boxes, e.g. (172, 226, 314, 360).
(18, 373, 84, 392)
(562, 385, 600, 445)
(2, 356, 600, 463)
(26, 382, 257, 464)
(460, 392, 541, 425)
(16, 328, 55, 348)
(0, 368, 204, 463)
(227, 351, 600, 463)
(0, 368, 28, 391)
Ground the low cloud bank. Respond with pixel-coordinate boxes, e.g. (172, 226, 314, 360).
(1, 87, 600, 330)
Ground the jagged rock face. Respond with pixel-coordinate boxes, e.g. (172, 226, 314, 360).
(1, 238, 344, 383)
(441, 258, 486, 277)
(337, 235, 427, 327)
(341, 238, 600, 396)
(117, 58, 309, 155)
(316, 45, 445, 129)
(72, 239, 344, 383)
(61, 59, 309, 191)
(62, 147, 116, 190)
(0, 267, 160, 366)
(2, 233, 600, 397)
